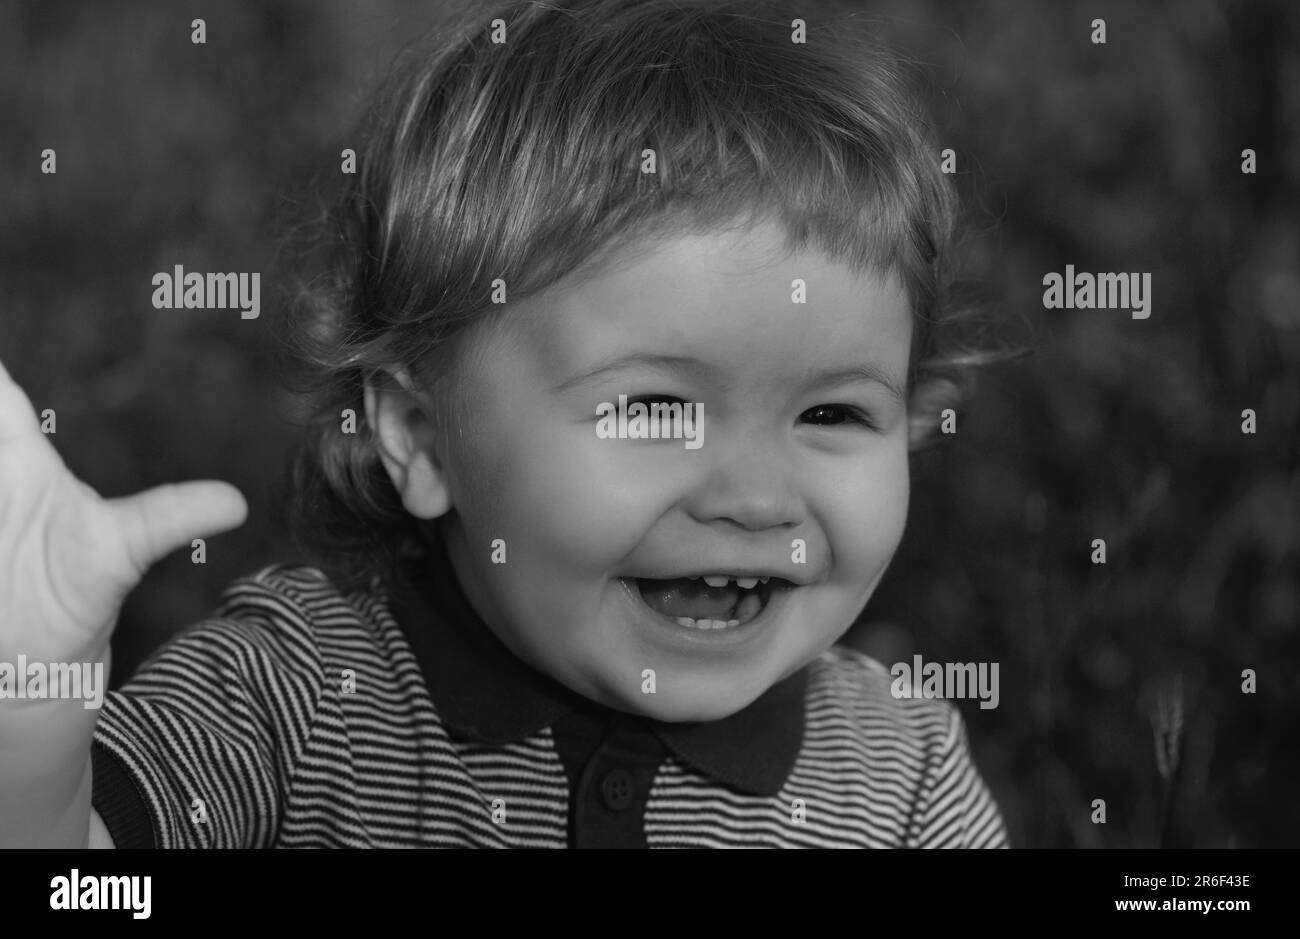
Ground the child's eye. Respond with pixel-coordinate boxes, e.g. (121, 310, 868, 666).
(800, 404, 876, 429)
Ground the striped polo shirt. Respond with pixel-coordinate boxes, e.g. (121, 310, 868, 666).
(90, 547, 1009, 848)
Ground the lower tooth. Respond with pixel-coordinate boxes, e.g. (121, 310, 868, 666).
(667, 614, 753, 630)
(674, 617, 736, 630)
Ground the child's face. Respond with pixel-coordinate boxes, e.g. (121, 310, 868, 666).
(416, 217, 912, 722)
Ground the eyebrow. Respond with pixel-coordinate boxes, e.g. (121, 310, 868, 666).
(552, 354, 711, 394)
(553, 353, 907, 403)
(808, 364, 908, 404)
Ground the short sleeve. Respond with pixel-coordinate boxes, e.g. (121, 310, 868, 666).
(91, 571, 325, 848)
(904, 704, 1009, 848)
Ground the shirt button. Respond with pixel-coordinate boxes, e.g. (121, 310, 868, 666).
(600, 769, 633, 811)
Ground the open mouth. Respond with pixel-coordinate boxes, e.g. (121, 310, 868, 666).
(624, 574, 794, 630)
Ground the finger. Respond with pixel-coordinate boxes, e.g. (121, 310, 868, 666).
(108, 481, 248, 575)
(0, 356, 42, 440)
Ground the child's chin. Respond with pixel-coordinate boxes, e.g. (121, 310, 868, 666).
(621, 686, 758, 724)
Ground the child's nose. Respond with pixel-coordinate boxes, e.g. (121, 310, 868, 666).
(681, 435, 805, 532)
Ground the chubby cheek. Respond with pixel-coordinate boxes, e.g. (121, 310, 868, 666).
(451, 398, 660, 581)
(819, 445, 910, 600)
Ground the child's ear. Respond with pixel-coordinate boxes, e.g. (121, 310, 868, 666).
(905, 377, 959, 451)
(364, 370, 453, 520)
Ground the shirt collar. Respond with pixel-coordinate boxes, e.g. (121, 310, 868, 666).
(383, 528, 806, 797)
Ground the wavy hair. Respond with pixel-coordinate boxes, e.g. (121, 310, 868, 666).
(275, 0, 1020, 591)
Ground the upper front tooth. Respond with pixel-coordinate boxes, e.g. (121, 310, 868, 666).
(702, 575, 730, 588)
(734, 576, 759, 589)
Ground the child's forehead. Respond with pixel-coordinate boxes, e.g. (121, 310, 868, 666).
(493, 228, 912, 386)
(526, 219, 900, 318)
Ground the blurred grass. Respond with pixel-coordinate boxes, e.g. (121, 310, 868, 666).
(1, 0, 1296, 847)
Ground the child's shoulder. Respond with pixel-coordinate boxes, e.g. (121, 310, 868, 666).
(164, 563, 391, 660)
(112, 562, 415, 708)
(805, 648, 1007, 848)
(217, 562, 362, 615)
(807, 644, 965, 747)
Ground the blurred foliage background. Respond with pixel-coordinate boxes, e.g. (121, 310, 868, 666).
(1, 0, 1296, 847)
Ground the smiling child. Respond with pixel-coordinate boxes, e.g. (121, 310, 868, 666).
(0, 0, 1007, 848)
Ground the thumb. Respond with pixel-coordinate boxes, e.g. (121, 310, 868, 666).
(108, 481, 248, 576)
